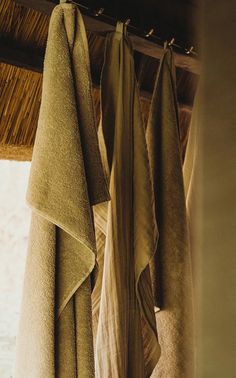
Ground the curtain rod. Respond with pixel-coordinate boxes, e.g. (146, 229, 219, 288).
(61, 0, 197, 57)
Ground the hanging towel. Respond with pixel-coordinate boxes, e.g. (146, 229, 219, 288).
(93, 23, 161, 378)
(183, 87, 200, 203)
(183, 86, 201, 327)
(146, 46, 194, 377)
(14, 4, 109, 377)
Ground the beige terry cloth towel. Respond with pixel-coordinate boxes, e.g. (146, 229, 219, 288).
(14, 4, 109, 378)
(93, 23, 161, 378)
(146, 46, 194, 378)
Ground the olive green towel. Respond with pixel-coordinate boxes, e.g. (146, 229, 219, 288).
(92, 23, 161, 378)
(14, 4, 109, 377)
(146, 47, 194, 377)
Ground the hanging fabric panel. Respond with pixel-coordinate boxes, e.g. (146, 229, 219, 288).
(14, 4, 109, 377)
(183, 86, 201, 345)
(93, 22, 161, 378)
(146, 46, 195, 377)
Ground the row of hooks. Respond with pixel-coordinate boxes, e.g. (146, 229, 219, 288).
(60, 0, 197, 56)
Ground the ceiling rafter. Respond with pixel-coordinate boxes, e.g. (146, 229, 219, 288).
(13, 0, 200, 75)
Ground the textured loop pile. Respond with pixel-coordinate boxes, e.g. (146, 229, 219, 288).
(14, 4, 109, 377)
(146, 46, 194, 378)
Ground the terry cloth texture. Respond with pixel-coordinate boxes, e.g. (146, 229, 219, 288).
(92, 22, 161, 378)
(14, 4, 109, 378)
(146, 47, 194, 378)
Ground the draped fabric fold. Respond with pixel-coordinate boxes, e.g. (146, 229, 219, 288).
(14, 4, 109, 377)
(146, 47, 194, 377)
(92, 23, 161, 378)
(183, 86, 201, 338)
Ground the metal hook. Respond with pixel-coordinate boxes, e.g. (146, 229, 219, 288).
(186, 46, 194, 55)
(145, 28, 154, 38)
(168, 37, 175, 46)
(94, 7, 104, 17)
(124, 18, 131, 26)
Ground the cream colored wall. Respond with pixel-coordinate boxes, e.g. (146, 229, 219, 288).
(0, 161, 30, 377)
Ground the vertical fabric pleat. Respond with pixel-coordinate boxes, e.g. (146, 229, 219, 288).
(146, 47, 194, 377)
(183, 87, 200, 291)
(93, 23, 160, 378)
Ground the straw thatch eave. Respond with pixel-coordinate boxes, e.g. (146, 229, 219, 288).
(0, 0, 198, 161)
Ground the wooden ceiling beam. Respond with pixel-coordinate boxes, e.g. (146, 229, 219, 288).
(14, 0, 200, 75)
(0, 40, 43, 72)
(14, 0, 55, 14)
(0, 144, 33, 161)
(0, 41, 193, 111)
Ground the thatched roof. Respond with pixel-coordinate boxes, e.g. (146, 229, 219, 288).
(0, 0, 198, 161)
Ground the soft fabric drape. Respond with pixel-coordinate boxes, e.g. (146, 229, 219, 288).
(14, 4, 109, 377)
(183, 86, 200, 281)
(92, 23, 161, 378)
(146, 46, 194, 377)
(183, 86, 200, 334)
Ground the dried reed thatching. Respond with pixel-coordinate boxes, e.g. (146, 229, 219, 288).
(0, 63, 42, 160)
(0, 0, 49, 50)
(0, 0, 195, 161)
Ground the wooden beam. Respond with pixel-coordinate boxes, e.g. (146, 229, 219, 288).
(14, 0, 200, 75)
(14, 0, 55, 14)
(0, 41, 193, 111)
(0, 144, 33, 161)
(0, 40, 44, 72)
